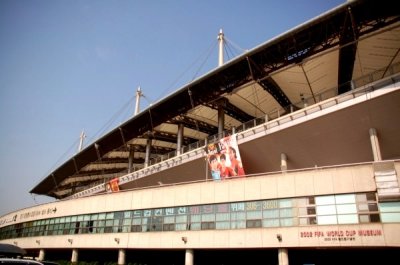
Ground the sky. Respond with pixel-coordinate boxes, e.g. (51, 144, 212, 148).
(0, 0, 344, 217)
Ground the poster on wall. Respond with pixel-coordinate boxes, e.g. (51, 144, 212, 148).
(206, 134, 245, 181)
(105, 177, 120, 193)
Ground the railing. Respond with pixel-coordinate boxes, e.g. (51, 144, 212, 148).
(148, 62, 400, 166)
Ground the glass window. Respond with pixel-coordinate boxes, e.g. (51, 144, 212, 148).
(90, 214, 99, 220)
(316, 195, 335, 205)
(231, 212, 246, 220)
(381, 213, 400, 222)
(317, 215, 337, 225)
(336, 204, 357, 214)
(380, 202, 400, 222)
(175, 215, 187, 223)
(123, 211, 132, 219)
(164, 216, 175, 224)
(335, 194, 355, 204)
(262, 200, 279, 209)
(247, 210, 262, 219)
(337, 214, 358, 224)
(231, 220, 246, 229)
(190, 223, 201, 230)
(280, 208, 294, 218)
(279, 199, 292, 208)
(316, 205, 336, 215)
(380, 202, 400, 212)
(280, 218, 293, 226)
(191, 214, 201, 222)
(175, 223, 187, 231)
(216, 221, 230, 230)
(202, 213, 215, 222)
(231, 202, 245, 212)
(216, 213, 230, 221)
(246, 220, 261, 228)
(132, 218, 141, 225)
(263, 209, 279, 218)
(106, 213, 114, 219)
(263, 219, 279, 227)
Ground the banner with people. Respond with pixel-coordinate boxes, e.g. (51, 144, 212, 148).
(206, 134, 245, 181)
(105, 177, 120, 193)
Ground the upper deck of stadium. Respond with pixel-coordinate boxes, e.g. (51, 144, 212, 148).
(31, 0, 400, 199)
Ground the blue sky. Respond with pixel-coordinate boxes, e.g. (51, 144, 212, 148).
(0, 0, 344, 216)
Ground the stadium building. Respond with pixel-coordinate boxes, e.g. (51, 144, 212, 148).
(1, 1, 400, 264)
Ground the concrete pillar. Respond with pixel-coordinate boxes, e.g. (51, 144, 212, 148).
(218, 104, 225, 139)
(177, 123, 184, 155)
(128, 145, 135, 173)
(278, 248, 289, 265)
(118, 249, 126, 265)
(281, 153, 287, 172)
(38, 249, 45, 261)
(185, 249, 194, 265)
(71, 249, 79, 264)
(369, 128, 382, 161)
(144, 137, 152, 167)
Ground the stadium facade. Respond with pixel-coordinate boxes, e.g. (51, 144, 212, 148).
(1, 1, 400, 264)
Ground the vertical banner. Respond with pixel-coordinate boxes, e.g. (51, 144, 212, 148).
(206, 134, 245, 180)
(105, 177, 120, 193)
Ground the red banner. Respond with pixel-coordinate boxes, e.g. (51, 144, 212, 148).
(206, 135, 245, 180)
(105, 177, 120, 193)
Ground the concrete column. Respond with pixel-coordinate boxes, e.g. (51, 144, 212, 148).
(281, 153, 287, 172)
(71, 249, 79, 264)
(118, 249, 126, 265)
(144, 137, 152, 168)
(218, 104, 225, 139)
(369, 128, 382, 161)
(128, 145, 135, 173)
(38, 249, 45, 261)
(185, 249, 194, 265)
(278, 248, 289, 265)
(177, 123, 184, 155)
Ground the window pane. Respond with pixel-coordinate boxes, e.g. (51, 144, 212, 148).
(316, 205, 336, 215)
(280, 218, 293, 226)
(380, 202, 400, 212)
(175, 223, 187, 231)
(163, 216, 175, 224)
(280, 208, 293, 218)
(216, 213, 230, 221)
(263, 209, 279, 218)
(317, 215, 337, 224)
(279, 199, 292, 208)
(263, 219, 279, 227)
(381, 213, 400, 223)
(175, 215, 187, 223)
(337, 214, 358, 224)
(216, 221, 230, 229)
(201, 214, 215, 222)
(316, 195, 335, 205)
(247, 211, 262, 219)
(335, 194, 355, 204)
(337, 204, 357, 214)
